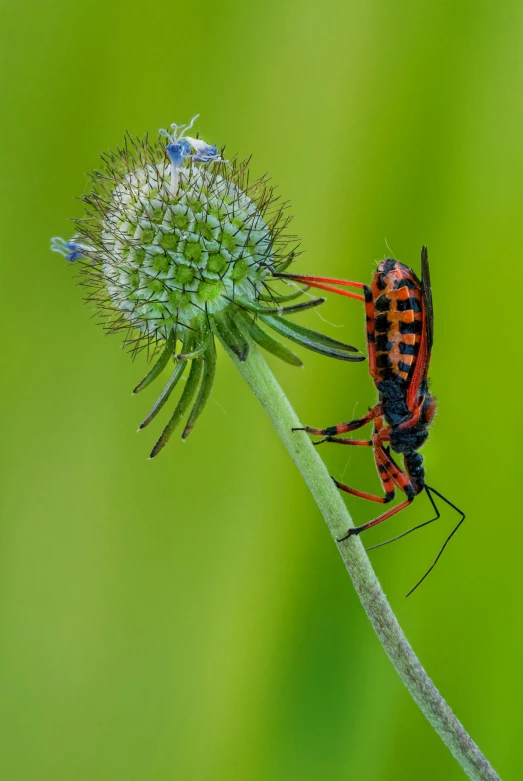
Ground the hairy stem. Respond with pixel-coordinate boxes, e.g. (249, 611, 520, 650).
(222, 334, 500, 781)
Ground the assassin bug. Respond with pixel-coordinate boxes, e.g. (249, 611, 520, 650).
(276, 247, 465, 595)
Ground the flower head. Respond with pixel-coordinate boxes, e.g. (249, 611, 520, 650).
(52, 116, 364, 455)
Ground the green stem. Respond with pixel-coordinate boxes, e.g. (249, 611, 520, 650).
(222, 333, 500, 781)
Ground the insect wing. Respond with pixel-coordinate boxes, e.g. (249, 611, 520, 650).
(406, 246, 433, 409)
(421, 246, 434, 354)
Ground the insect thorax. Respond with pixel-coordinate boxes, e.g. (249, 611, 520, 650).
(379, 378, 434, 455)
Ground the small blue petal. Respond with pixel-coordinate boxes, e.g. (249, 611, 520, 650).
(185, 136, 220, 162)
(50, 236, 86, 262)
(166, 141, 190, 168)
(192, 144, 219, 162)
(67, 247, 86, 261)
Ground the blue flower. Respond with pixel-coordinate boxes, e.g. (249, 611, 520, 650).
(165, 139, 191, 168)
(50, 236, 87, 262)
(185, 137, 220, 162)
(159, 116, 226, 175)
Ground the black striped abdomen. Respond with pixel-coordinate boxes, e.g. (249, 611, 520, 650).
(371, 260, 423, 384)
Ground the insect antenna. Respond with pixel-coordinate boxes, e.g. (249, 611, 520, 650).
(405, 486, 465, 598)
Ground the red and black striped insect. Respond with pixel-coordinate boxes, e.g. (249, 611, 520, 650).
(276, 247, 464, 595)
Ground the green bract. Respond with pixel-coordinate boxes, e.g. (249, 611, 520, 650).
(54, 119, 364, 455)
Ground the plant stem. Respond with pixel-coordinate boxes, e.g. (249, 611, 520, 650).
(223, 334, 500, 781)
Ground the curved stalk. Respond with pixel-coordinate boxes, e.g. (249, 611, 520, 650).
(220, 331, 500, 781)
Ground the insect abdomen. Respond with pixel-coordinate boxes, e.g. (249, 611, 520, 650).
(372, 260, 423, 384)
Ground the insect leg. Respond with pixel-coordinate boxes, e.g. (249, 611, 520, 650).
(333, 437, 397, 505)
(273, 273, 366, 302)
(313, 437, 372, 446)
(336, 442, 416, 540)
(333, 478, 395, 504)
(293, 404, 381, 437)
(274, 273, 366, 289)
(337, 499, 412, 542)
(376, 445, 416, 499)
(366, 486, 441, 552)
(363, 285, 378, 382)
(405, 486, 465, 597)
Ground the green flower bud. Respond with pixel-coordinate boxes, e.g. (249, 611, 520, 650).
(52, 117, 364, 455)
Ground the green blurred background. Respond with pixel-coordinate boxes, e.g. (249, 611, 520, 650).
(1, 0, 521, 778)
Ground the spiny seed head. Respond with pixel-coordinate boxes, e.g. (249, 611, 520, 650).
(101, 164, 274, 338)
(52, 116, 364, 455)
(64, 118, 297, 351)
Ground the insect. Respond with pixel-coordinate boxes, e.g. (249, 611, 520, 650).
(276, 247, 465, 595)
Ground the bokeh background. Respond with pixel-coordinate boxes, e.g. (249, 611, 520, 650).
(1, 0, 521, 778)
